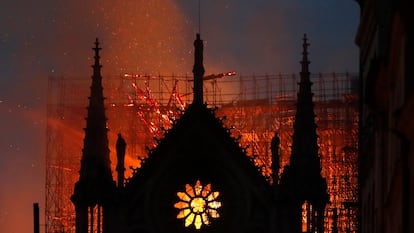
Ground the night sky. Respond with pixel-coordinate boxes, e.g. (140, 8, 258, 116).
(0, 1, 359, 232)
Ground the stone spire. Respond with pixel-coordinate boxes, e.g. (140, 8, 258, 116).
(278, 34, 328, 233)
(192, 33, 205, 105)
(72, 39, 115, 233)
(290, 34, 320, 167)
(78, 38, 113, 189)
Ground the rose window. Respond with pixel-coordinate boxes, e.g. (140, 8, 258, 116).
(174, 180, 221, 229)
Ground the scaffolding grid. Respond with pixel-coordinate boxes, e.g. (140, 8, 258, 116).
(46, 72, 358, 233)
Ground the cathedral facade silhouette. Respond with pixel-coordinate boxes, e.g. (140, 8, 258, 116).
(71, 34, 328, 233)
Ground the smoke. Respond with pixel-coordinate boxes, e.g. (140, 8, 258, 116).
(0, 1, 359, 232)
(0, 1, 190, 232)
(43, 0, 194, 76)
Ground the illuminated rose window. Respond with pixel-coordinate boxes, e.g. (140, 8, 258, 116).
(174, 180, 221, 229)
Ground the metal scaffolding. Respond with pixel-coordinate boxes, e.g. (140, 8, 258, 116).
(46, 72, 358, 233)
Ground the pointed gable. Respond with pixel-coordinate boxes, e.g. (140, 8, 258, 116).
(120, 35, 271, 233)
(123, 103, 271, 233)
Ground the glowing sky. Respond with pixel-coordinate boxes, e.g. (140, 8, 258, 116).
(0, 1, 359, 232)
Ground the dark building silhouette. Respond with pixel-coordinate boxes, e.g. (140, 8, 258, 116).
(72, 34, 328, 233)
(356, 0, 414, 233)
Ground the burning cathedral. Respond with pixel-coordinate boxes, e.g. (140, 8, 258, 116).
(71, 34, 328, 233)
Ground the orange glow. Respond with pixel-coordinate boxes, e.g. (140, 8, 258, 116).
(301, 201, 312, 232)
(93, 1, 192, 75)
